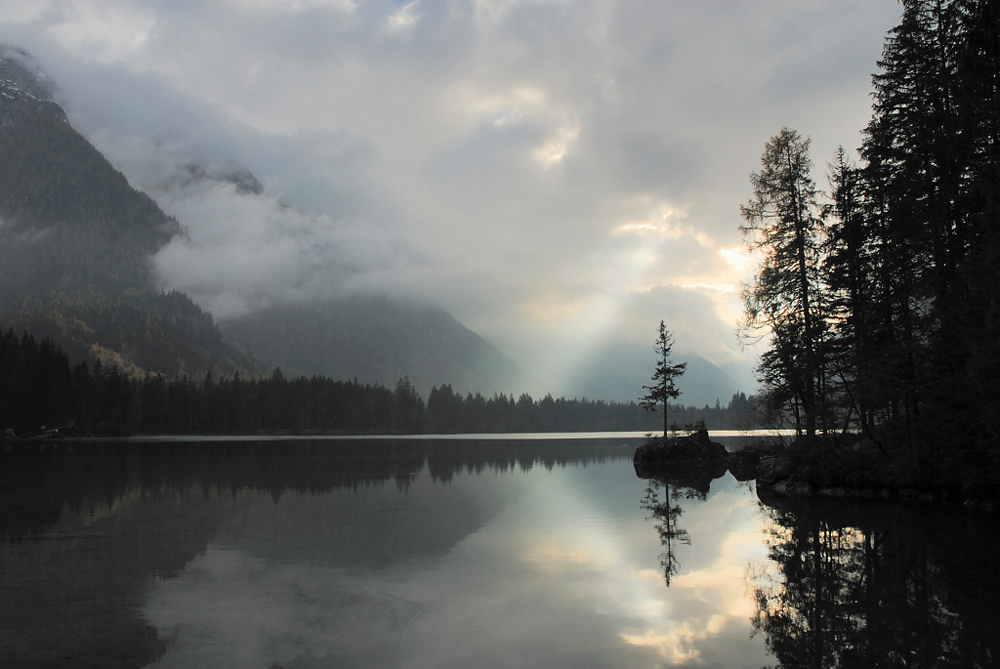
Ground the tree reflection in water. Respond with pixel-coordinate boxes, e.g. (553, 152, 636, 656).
(749, 489, 1000, 668)
(641, 481, 691, 586)
(639, 462, 720, 586)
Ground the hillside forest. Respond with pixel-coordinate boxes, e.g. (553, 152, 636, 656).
(0, 329, 753, 436)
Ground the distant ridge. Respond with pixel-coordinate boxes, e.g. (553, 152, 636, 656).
(219, 295, 523, 397)
(563, 342, 754, 407)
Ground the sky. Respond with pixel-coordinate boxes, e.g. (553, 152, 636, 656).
(0, 0, 902, 391)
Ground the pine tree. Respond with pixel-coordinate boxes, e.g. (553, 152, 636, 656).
(640, 321, 687, 437)
(823, 148, 887, 439)
(850, 0, 1000, 455)
(740, 129, 827, 436)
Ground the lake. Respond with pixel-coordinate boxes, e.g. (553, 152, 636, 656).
(1, 436, 997, 668)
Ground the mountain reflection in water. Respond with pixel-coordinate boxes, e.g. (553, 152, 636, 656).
(2, 438, 998, 668)
(2, 438, 649, 668)
(2, 439, 638, 541)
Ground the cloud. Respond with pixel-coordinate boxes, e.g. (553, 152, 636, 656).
(385, 0, 420, 33)
(43, 0, 156, 63)
(152, 179, 414, 319)
(0, 0, 903, 385)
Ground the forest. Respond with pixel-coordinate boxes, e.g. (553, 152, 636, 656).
(740, 0, 999, 494)
(0, 328, 753, 437)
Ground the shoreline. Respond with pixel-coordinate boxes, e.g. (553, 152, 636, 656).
(634, 431, 999, 511)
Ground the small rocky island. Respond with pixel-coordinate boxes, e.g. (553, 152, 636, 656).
(635, 430, 996, 509)
(634, 429, 776, 487)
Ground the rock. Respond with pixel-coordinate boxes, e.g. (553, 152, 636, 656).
(635, 458, 729, 494)
(633, 430, 728, 467)
(726, 459, 758, 482)
(756, 454, 794, 485)
(633, 430, 731, 490)
(723, 439, 787, 481)
(2, 428, 16, 440)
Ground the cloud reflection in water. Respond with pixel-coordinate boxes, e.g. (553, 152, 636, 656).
(140, 463, 772, 668)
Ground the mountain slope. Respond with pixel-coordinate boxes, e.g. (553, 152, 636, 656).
(219, 295, 522, 396)
(564, 342, 752, 406)
(0, 46, 522, 390)
(0, 55, 172, 298)
(0, 46, 258, 375)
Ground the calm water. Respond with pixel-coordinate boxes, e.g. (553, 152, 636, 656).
(1, 437, 997, 668)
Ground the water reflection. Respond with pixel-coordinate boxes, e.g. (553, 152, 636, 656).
(1, 438, 636, 541)
(641, 482, 692, 586)
(638, 458, 731, 586)
(11, 437, 994, 668)
(1, 438, 643, 668)
(751, 489, 1000, 669)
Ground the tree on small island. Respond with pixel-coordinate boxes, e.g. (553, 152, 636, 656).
(640, 320, 687, 437)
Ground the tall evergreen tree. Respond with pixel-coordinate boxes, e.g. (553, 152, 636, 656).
(859, 0, 966, 445)
(849, 0, 1000, 467)
(957, 0, 1000, 456)
(824, 148, 888, 442)
(746, 0, 1000, 488)
(740, 129, 827, 436)
(639, 320, 686, 437)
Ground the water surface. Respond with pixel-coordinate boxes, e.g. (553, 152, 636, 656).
(1, 437, 996, 668)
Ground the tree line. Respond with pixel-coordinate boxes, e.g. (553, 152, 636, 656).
(0, 328, 754, 436)
(741, 0, 999, 491)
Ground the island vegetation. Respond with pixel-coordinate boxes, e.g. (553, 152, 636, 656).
(638, 320, 687, 437)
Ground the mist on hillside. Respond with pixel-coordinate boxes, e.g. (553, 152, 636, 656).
(1, 40, 763, 401)
(2, 0, 896, 394)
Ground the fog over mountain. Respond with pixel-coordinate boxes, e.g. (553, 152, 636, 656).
(0, 47, 518, 393)
(0, 2, 901, 398)
(563, 343, 751, 407)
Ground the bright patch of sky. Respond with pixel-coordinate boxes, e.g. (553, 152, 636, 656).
(0, 0, 901, 390)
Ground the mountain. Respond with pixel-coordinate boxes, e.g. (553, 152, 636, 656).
(219, 295, 522, 397)
(720, 359, 758, 399)
(0, 47, 176, 297)
(0, 46, 262, 375)
(564, 342, 754, 407)
(0, 46, 521, 392)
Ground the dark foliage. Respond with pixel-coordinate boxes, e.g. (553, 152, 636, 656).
(751, 492, 1000, 668)
(0, 328, 73, 434)
(743, 0, 1000, 495)
(0, 327, 755, 436)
